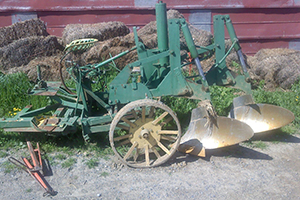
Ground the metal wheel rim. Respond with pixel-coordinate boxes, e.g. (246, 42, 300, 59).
(109, 99, 181, 168)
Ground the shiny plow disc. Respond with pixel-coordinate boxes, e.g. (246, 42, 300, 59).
(230, 95, 295, 134)
(178, 107, 254, 157)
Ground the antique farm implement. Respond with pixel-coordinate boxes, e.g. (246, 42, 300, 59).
(0, 2, 294, 167)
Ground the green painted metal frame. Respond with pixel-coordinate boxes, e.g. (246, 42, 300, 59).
(0, 1, 252, 141)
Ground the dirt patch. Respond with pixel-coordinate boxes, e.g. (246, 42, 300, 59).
(1, 131, 300, 199)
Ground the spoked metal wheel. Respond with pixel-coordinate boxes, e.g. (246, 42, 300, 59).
(109, 99, 181, 168)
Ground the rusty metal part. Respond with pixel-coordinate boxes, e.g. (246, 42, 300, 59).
(179, 106, 254, 157)
(109, 99, 181, 168)
(27, 141, 42, 172)
(8, 142, 56, 196)
(22, 157, 57, 196)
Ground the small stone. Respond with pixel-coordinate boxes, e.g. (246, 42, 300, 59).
(97, 193, 101, 197)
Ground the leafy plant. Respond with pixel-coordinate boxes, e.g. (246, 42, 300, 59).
(0, 72, 48, 118)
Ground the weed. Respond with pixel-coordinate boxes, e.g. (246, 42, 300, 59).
(55, 154, 67, 160)
(2, 160, 17, 173)
(61, 158, 77, 168)
(100, 171, 109, 177)
(86, 158, 98, 169)
(0, 72, 48, 118)
(244, 140, 268, 150)
(0, 151, 8, 158)
(26, 188, 32, 193)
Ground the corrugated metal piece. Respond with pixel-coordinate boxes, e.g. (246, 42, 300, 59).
(11, 12, 37, 24)
(188, 10, 211, 32)
(289, 39, 300, 51)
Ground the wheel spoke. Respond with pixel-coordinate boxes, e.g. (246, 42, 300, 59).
(113, 134, 132, 142)
(161, 135, 176, 142)
(131, 110, 138, 120)
(149, 106, 155, 118)
(116, 124, 130, 131)
(160, 116, 173, 127)
(124, 141, 138, 160)
(157, 140, 171, 155)
(116, 139, 131, 147)
(151, 147, 161, 159)
(158, 130, 178, 135)
(133, 148, 139, 162)
(145, 144, 150, 166)
(121, 117, 136, 128)
(142, 106, 146, 123)
(152, 112, 168, 126)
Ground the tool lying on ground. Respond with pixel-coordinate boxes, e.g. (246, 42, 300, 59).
(8, 141, 56, 196)
(0, 1, 294, 167)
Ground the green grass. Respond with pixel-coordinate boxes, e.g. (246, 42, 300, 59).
(55, 153, 67, 160)
(61, 158, 77, 168)
(26, 188, 32, 193)
(252, 80, 300, 133)
(100, 171, 109, 177)
(1, 160, 17, 173)
(0, 151, 8, 158)
(244, 140, 268, 150)
(0, 72, 48, 117)
(0, 72, 299, 161)
(85, 158, 98, 169)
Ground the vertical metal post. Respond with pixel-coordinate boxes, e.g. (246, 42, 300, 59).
(213, 15, 226, 70)
(155, 1, 169, 66)
(225, 15, 248, 73)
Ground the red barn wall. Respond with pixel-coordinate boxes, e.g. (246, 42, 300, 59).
(0, 0, 300, 55)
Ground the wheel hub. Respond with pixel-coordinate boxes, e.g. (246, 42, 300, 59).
(129, 118, 161, 149)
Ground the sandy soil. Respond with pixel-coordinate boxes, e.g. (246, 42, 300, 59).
(1, 130, 300, 200)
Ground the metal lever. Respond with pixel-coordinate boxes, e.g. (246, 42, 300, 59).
(194, 57, 206, 81)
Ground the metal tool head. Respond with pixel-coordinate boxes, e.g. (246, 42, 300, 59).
(179, 106, 254, 156)
(230, 95, 295, 134)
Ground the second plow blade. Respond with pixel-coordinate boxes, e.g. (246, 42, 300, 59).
(178, 106, 254, 157)
(230, 95, 295, 134)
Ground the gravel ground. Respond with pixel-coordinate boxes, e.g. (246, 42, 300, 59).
(1, 131, 300, 200)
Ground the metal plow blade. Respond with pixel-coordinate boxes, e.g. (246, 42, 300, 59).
(178, 107, 254, 157)
(230, 95, 295, 134)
